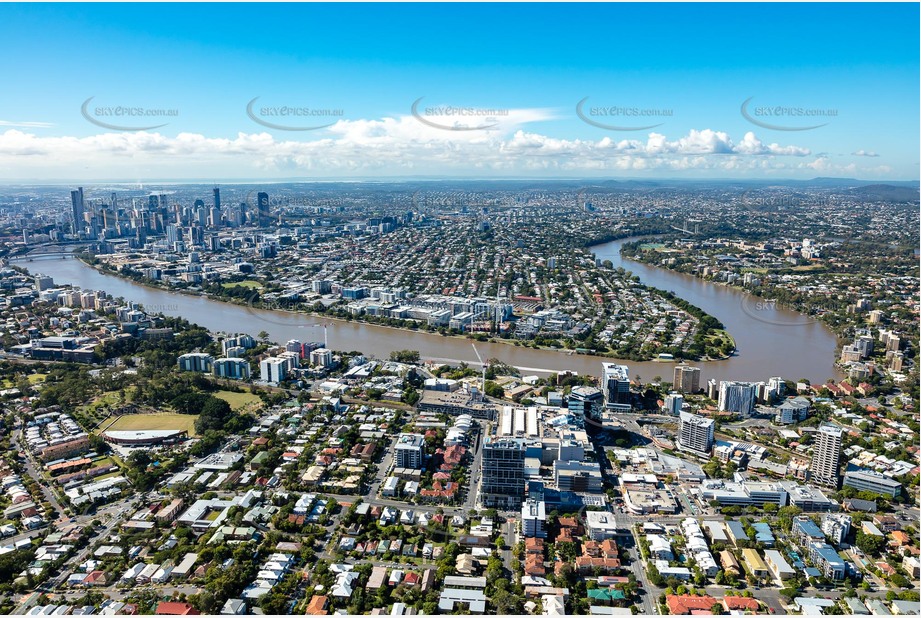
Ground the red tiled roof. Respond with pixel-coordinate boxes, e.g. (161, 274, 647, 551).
(723, 596, 760, 611)
(155, 602, 200, 615)
(666, 595, 717, 615)
(305, 595, 329, 615)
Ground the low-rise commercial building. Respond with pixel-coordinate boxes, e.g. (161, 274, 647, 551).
(843, 469, 902, 498)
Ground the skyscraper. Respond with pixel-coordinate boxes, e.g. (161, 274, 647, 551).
(677, 411, 714, 455)
(70, 187, 84, 233)
(718, 381, 757, 416)
(601, 363, 631, 411)
(213, 187, 221, 210)
(673, 364, 701, 393)
(257, 192, 270, 226)
(810, 424, 843, 488)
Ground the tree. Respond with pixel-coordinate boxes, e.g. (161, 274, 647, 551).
(855, 531, 886, 556)
(484, 381, 504, 398)
(491, 589, 521, 614)
(195, 395, 235, 433)
(779, 586, 800, 601)
(128, 450, 151, 469)
(389, 350, 421, 364)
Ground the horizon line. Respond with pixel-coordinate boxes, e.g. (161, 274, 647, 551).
(1, 176, 918, 187)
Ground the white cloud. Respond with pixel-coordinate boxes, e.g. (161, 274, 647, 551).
(0, 120, 54, 129)
(851, 149, 879, 157)
(0, 111, 900, 180)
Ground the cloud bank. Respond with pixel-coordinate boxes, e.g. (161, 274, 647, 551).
(0, 109, 892, 179)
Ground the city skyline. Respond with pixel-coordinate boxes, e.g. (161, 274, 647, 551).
(0, 4, 918, 181)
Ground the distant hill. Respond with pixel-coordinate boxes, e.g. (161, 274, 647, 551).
(848, 184, 920, 202)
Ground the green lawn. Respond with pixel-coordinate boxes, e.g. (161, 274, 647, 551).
(222, 280, 263, 289)
(92, 456, 118, 468)
(213, 389, 263, 411)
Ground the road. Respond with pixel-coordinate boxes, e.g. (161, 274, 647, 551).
(500, 518, 517, 570)
(13, 499, 132, 614)
(624, 541, 658, 615)
(463, 421, 484, 511)
(46, 584, 201, 603)
(2, 528, 45, 548)
(11, 424, 70, 520)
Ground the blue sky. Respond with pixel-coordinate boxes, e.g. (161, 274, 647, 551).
(0, 3, 917, 181)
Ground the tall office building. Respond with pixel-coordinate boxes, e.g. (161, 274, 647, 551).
(481, 437, 525, 507)
(208, 207, 221, 229)
(213, 187, 221, 210)
(395, 433, 425, 469)
(810, 424, 843, 488)
(673, 364, 701, 393)
(718, 381, 757, 416)
(567, 386, 603, 426)
(165, 224, 179, 244)
(677, 411, 714, 455)
(70, 187, 85, 233)
(663, 392, 684, 415)
(257, 192, 270, 226)
(601, 363, 631, 411)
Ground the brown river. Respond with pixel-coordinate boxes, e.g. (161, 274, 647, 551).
(13, 237, 843, 384)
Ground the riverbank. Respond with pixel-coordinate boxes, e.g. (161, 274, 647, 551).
(75, 253, 728, 364)
(623, 242, 851, 338)
(12, 239, 842, 384)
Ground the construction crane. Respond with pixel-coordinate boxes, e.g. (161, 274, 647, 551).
(471, 343, 486, 393)
(299, 321, 329, 348)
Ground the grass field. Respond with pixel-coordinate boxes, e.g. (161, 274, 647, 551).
(222, 280, 263, 289)
(1, 373, 47, 388)
(102, 413, 199, 437)
(704, 329, 736, 357)
(213, 389, 263, 411)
